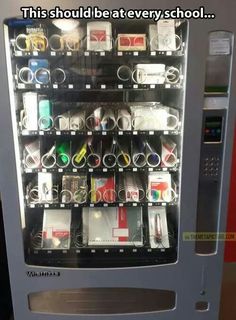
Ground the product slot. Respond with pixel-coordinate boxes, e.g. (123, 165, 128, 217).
(24, 205, 177, 267)
(21, 135, 180, 171)
(24, 171, 179, 207)
(18, 100, 181, 133)
(10, 19, 186, 56)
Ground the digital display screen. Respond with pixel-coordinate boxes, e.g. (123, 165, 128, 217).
(204, 116, 223, 143)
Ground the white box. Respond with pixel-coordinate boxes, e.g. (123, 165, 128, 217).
(42, 209, 71, 250)
(133, 64, 165, 84)
(157, 20, 176, 51)
(87, 22, 112, 51)
(83, 207, 143, 246)
(38, 172, 53, 203)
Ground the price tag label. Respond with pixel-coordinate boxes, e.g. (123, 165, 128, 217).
(209, 38, 230, 55)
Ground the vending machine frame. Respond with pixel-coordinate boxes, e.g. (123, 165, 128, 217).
(0, 1, 236, 320)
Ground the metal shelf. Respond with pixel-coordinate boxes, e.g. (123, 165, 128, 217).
(13, 49, 185, 58)
(15, 82, 183, 91)
(26, 201, 178, 209)
(23, 166, 179, 174)
(20, 129, 181, 137)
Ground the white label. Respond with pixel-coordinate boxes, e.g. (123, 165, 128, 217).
(118, 52, 123, 56)
(118, 84, 123, 89)
(35, 84, 41, 89)
(100, 51, 105, 56)
(209, 38, 230, 55)
(67, 51, 72, 56)
(50, 51, 56, 56)
(71, 131, 76, 135)
(103, 168, 108, 172)
(151, 51, 156, 56)
(150, 84, 155, 89)
(113, 228, 129, 237)
(22, 130, 29, 136)
(18, 83, 25, 89)
(133, 51, 139, 56)
(68, 84, 73, 89)
(85, 51, 90, 56)
(101, 84, 106, 89)
(73, 169, 77, 172)
(53, 84, 58, 89)
(16, 51, 23, 56)
(56, 131, 61, 135)
(118, 131, 123, 135)
(86, 84, 91, 89)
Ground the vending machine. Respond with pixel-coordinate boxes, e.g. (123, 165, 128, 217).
(0, 1, 235, 320)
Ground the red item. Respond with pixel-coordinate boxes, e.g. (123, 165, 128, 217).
(119, 36, 144, 47)
(90, 30, 106, 42)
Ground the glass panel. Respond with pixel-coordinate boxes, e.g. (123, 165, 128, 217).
(4, 18, 188, 267)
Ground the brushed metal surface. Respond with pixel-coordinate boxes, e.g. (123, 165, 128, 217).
(28, 288, 176, 314)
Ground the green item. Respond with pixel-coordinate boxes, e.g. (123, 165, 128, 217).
(56, 142, 70, 165)
(38, 99, 52, 129)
